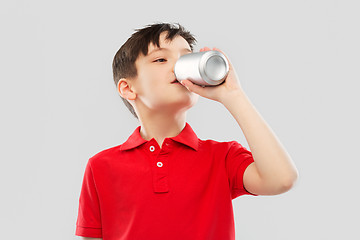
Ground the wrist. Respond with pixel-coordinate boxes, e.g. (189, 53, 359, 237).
(219, 88, 248, 106)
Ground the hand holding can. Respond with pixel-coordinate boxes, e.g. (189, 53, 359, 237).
(174, 50, 229, 86)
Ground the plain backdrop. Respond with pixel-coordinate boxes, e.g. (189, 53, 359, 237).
(1, 0, 359, 239)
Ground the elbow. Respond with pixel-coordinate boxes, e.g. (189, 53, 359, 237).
(280, 169, 299, 193)
(280, 179, 295, 193)
(259, 170, 299, 196)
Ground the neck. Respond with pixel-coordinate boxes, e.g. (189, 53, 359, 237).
(138, 110, 187, 148)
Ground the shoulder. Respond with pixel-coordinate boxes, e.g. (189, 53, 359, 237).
(198, 138, 246, 152)
(88, 144, 122, 165)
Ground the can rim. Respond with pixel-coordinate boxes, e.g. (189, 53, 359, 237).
(199, 50, 229, 85)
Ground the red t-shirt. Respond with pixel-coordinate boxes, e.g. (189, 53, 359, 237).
(75, 123, 256, 240)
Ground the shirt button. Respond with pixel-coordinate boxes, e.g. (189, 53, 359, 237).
(149, 146, 155, 152)
(157, 162, 163, 167)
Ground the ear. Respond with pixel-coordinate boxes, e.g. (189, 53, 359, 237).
(117, 78, 136, 100)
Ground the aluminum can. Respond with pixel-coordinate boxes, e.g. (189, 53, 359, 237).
(174, 50, 229, 86)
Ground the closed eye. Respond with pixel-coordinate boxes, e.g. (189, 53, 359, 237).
(154, 58, 167, 63)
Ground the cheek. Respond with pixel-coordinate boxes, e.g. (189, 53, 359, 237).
(141, 76, 165, 96)
(136, 77, 167, 106)
(143, 73, 167, 96)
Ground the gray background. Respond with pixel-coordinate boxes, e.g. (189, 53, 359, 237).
(1, 0, 359, 239)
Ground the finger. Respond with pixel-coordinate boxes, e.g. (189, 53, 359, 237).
(212, 47, 233, 70)
(213, 47, 224, 54)
(200, 47, 211, 52)
(180, 80, 207, 96)
(213, 47, 229, 60)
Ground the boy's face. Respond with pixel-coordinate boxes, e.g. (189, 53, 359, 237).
(129, 32, 199, 115)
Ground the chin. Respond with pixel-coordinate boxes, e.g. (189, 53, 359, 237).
(152, 93, 199, 112)
(177, 94, 199, 111)
(190, 92, 199, 102)
(188, 94, 199, 108)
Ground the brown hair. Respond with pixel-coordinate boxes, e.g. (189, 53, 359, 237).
(112, 23, 197, 119)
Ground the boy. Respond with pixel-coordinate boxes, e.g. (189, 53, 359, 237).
(75, 23, 298, 240)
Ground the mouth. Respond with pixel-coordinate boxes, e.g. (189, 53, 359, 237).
(171, 79, 181, 84)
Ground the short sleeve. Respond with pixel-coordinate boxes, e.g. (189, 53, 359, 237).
(75, 159, 102, 238)
(225, 141, 257, 199)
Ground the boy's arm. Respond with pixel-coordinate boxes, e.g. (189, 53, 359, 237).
(180, 47, 299, 196)
(221, 90, 298, 195)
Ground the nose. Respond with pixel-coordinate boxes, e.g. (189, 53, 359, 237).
(172, 52, 186, 75)
(172, 57, 179, 74)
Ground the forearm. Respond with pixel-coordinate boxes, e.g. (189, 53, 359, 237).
(220, 90, 298, 186)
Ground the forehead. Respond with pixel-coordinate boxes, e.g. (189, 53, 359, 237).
(146, 32, 191, 55)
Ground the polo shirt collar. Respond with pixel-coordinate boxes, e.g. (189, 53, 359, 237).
(120, 122, 198, 151)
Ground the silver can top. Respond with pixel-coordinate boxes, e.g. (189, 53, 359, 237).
(199, 51, 229, 85)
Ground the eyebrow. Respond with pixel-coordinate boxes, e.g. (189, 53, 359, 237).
(147, 47, 192, 56)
